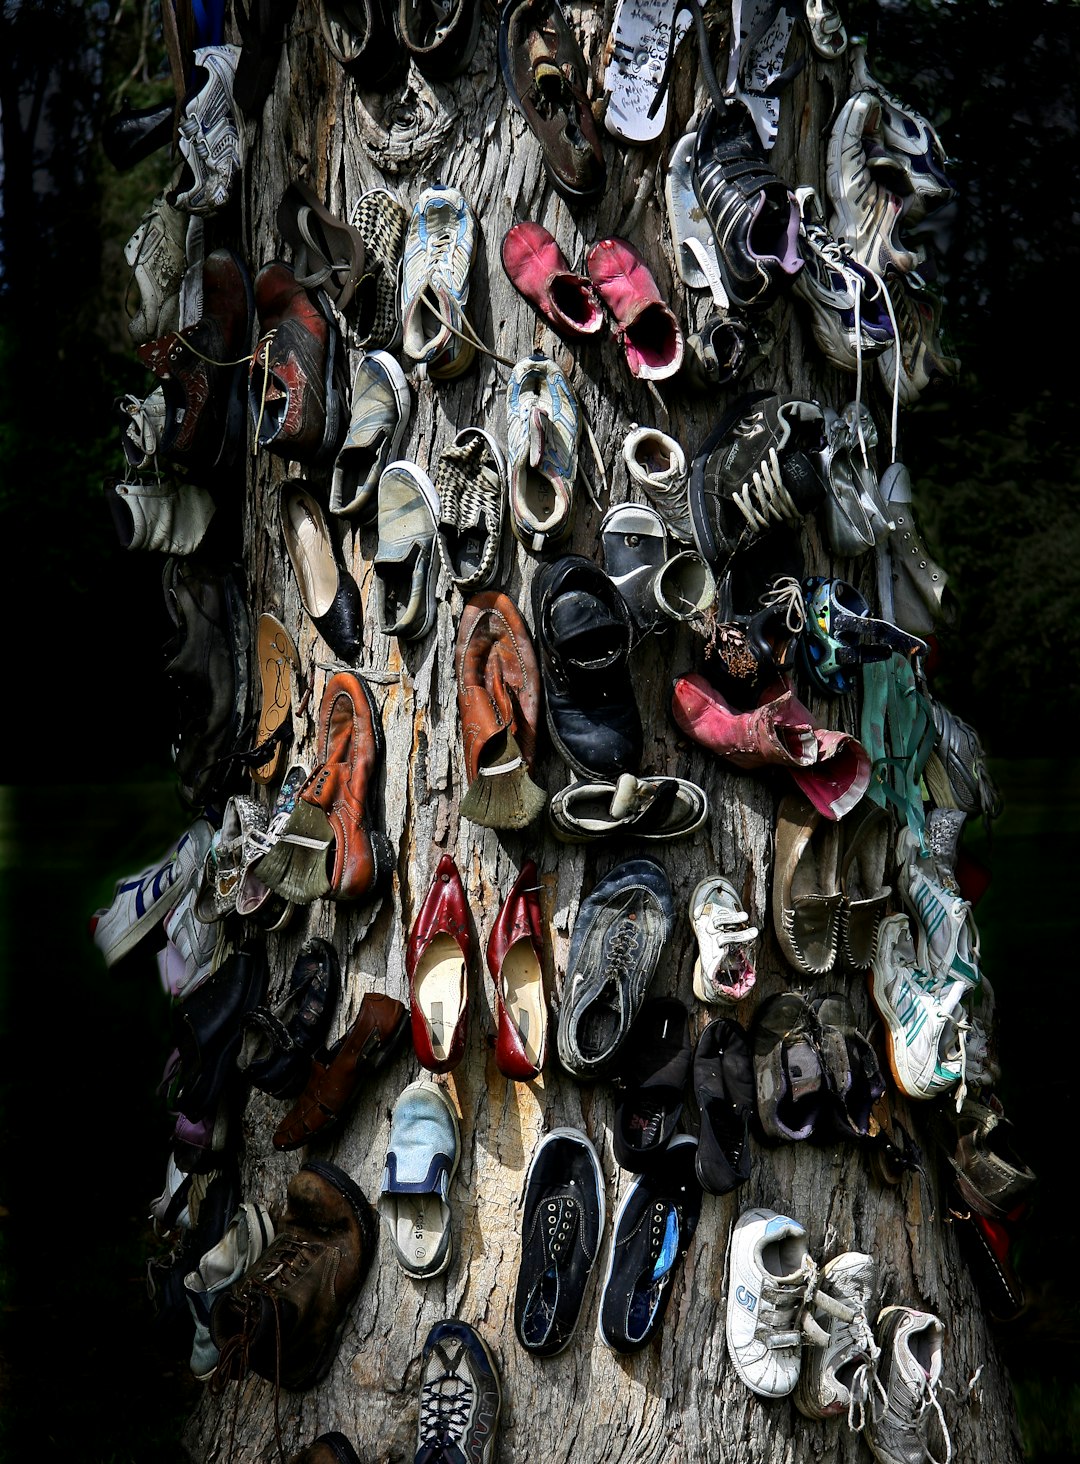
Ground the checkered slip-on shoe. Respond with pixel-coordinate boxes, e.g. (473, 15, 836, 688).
(351, 187, 409, 350)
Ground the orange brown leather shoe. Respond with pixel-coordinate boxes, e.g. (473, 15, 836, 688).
(455, 590, 546, 830)
(273, 991, 410, 1150)
(302, 671, 393, 902)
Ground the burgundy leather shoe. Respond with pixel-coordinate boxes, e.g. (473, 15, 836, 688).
(486, 860, 547, 1082)
(408, 854, 472, 1074)
(585, 236, 684, 381)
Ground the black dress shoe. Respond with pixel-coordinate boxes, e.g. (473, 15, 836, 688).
(531, 554, 642, 781)
(101, 97, 176, 172)
(280, 485, 364, 664)
(514, 1127, 604, 1357)
(237, 937, 342, 1098)
(172, 942, 269, 1119)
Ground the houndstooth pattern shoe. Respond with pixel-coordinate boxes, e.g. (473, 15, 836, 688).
(434, 428, 507, 593)
(351, 187, 408, 350)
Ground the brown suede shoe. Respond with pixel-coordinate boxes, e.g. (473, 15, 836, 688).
(273, 992, 410, 1150)
(455, 590, 546, 831)
(209, 1160, 376, 1391)
(288, 1432, 361, 1464)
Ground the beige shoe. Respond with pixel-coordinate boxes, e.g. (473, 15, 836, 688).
(772, 792, 843, 976)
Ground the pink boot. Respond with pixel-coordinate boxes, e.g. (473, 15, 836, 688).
(586, 236, 684, 380)
(501, 221, 604, 339)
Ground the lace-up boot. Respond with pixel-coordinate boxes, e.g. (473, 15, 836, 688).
(415, 1319, 501, 1464)
(796, 1252, 884, 1425)
(688, 391, 826, 572)
(209, 1160, 376, 1392)
(725, 1206, 816, 1397)
(865, 1306, 952, 1464)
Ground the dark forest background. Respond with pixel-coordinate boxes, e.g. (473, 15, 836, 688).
(1, 0, 1078, 1459)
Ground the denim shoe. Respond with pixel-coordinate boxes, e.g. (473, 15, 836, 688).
(400, 184, 477, 378)
(90, 817, 215, 968)
(416, 1320, 501, 1464)
(329, 349, 412, 520)
(597, 1134, 702, 1354)
(556, 858, 675, 1081)
(374, 459, 440, 641)
(379, 1079, 460, 1279)
(184, 1202, 275, 1380)
(506, 354, 579, 554)
(725, 1206, 815, 1397)
(514, 1127, 604, 1357)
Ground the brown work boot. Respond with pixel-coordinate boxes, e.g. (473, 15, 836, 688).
(273, 992, 410, 1151)
(209, 1161, 376, 1391)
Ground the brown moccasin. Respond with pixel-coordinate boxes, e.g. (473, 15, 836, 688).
(771, 792, 843, 976)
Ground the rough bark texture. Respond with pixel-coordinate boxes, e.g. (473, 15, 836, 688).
(183, 3, 1025, 1461)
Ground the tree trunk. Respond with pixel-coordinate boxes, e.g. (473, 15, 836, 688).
(181, 3, 1025, 1460)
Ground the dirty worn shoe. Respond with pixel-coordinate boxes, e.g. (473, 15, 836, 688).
(416, 1319, 501, 1464)
(725, 1206, 816, 1397)
(795, 1251, 883, 1426)
(400, 183, 477, 379)
(865, 1306, 951, 1464)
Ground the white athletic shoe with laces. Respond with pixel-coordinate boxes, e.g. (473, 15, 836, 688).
(690, 876, 758, 1004)
(725, 1206, 816, 1397)
(796, 1251, 886, 1427)
(895, 826, 981, 990)
(866, 1305, 952, 1464)
(399, 184, 477, 379)
(869, 912, 974, 1105)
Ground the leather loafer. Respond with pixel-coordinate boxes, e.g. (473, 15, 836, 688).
(237, 937, 342, 1098)
(408, 854, 473, 1074)
(280, 484, 364, 664)
(273, 991, 410, 1150)
(487, 860, 548, 1082)
(171, 941, 269, 1120)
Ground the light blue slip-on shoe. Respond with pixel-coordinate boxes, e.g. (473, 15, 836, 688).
(379, 1079, 460, 1279)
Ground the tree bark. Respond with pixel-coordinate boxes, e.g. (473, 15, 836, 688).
(181, 3, 1026, 1460)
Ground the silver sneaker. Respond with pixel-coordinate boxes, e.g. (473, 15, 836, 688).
(796, 1251, 886, 1426)
(866, 1305, 952, 1464)
(170, 45, 246, 216)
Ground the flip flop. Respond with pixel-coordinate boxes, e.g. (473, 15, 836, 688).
(664, 128, 724, 293)
(602, 0, 697, 144)
(275, 179, 368, 314)
(250, 613, 302, 785)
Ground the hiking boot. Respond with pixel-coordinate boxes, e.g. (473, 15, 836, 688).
(209, 1161, 377, 1392)
(795, 1251, 883, 1425)
(556, 858, 675, 1082)
(415, 1320, 501, 1464)
(597, 1134, 702, 1354)
(514, 1127, 604, 1356)
(865, 1306, 951, 1464)
(399, 184, 477, 379)
(687, 390, 826, 572)
(725, 1206, 815, 1397)
(506, 353, 579, 554)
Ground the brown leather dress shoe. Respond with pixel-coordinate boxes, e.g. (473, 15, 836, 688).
(456, 590, 546, 830)
(209, 1160, 376, 1391)
(273, 991, 409, 1150)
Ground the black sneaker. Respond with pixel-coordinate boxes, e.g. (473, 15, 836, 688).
(612, 998, 693, 1173)
(690, 1015, 754, 1195)
(415, 1320, 501, 1464)
(597, 1133, 702, 1354)
(810, 992, 887, 1146)
(555, 858, 675, 1082)
(513, 1127, 604, 1357)
(531, 554, 642, 781)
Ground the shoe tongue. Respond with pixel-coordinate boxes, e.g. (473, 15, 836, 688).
(549, 591, 626, 668)
(528, 405, 545, 468)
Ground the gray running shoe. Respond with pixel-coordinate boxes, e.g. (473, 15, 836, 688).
(796, 1251, 884, 1426)
(865, 1305, 951, 1464)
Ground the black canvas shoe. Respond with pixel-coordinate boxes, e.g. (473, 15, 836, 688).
(691, 1015, 754, 1195)
(612, 998, 693, 1173)
(597, 1133, 702, 1354)
(513, 1127, 604, 1357)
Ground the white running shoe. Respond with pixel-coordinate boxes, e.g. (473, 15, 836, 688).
(896, 825, 981, 990)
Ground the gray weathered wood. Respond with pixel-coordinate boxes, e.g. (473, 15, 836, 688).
(182, 4, 1026, 1460)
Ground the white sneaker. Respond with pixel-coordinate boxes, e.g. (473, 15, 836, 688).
(170, 45, 246, 216)
(725, 1206, 816, 1397)
(690, 876, 758, 1004)
(896, 826, 981, 990)
(869, 913, 973, 1103)
(91, 818, 215, 968)
(796, 1252, 885, 1426)
(505, 354, 579, 553)
(184, 1202, 275, 1380)
(124, 190, 189, 345)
